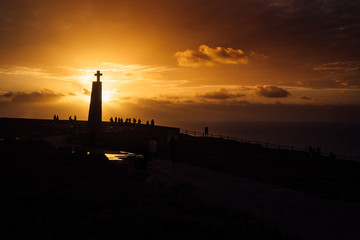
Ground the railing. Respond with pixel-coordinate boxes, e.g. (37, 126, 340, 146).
(180, 128, 360, 162)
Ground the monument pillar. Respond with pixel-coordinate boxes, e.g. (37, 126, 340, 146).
(88, 70, 102, 128)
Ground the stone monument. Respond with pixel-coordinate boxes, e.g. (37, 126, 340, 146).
(88, 70, 102, 128)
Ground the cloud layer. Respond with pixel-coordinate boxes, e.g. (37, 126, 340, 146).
(175, 45, 248, 67)
(198, 88, 245, 99)
(0, 89, 64, 103)
(253, 85, 290, 98)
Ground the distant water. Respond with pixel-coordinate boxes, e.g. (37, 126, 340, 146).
(164, 121, 360, 159)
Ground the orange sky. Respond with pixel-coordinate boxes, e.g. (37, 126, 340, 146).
(0, 0, 359, 123)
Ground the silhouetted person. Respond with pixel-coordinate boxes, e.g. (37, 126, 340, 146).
(146, 121, 149, 126)
(110, 117, 114, 123)
(147, 138, 158, 162)
(69, 116, 72, 121)
(138, 119, 141, 125)
(56, 115, 59, 121)
(53, 114, 57, 121)
(204, 126, 208, 137)
(115, 117, 117, 123)
(133, 118, 136, 124)
(151, 119, 155, 126)
(74, 115, 77, 121)
(120, 118, 123, 123)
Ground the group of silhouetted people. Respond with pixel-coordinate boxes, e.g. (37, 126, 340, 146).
(53, 114, 78, 122)
(69, 115, 77, 121)
(53, 114, 60, 121)
(109, 117, 155, 126)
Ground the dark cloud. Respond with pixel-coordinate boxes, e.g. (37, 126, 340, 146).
(175, 45, 248, 67)
(0, 91, 14, 98)
(1, 89, 64, 103)
(299, 96, 312, 100)
(198, 88, 245, 99)
(253, 85, 290, 98)
(82, 88, 91, 96)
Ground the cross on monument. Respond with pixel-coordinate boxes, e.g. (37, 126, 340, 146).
(94, 70, 103, 82)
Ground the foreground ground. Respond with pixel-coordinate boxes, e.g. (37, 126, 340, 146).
(2, 118, 360, 239)
(0, 137, 294, 239)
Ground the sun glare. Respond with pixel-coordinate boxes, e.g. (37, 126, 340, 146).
(102, 90, 112, 103)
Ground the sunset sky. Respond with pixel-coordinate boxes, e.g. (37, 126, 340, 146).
(0, 0, 359, 123)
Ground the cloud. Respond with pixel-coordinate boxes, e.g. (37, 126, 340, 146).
(253, 85, 290, 98)
(198, 88, 245, 100)
(249, 51, 269, 60)
(313, 61, 360, 72)
(299, 96, 312, 100)
(0, 89, 64, 103)
(0, 91, 14, 98)
(126, 97, 360, 122)
(82, 88, 91, 96)
(175, 45, 248, 67)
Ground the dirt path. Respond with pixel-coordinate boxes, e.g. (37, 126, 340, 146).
(149, 159, 360, 240)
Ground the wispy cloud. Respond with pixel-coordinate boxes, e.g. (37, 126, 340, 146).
(313, 61, 360, 72)
(198, 88, 245, 100)
(0, 66, 48, 77)
(175, 45, 249, 67)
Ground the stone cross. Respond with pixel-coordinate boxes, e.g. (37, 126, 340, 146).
(94, 70, 103, 82)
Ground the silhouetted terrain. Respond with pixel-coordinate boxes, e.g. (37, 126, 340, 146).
(0, 118, 296, 239)
(70, 122, 360, 203)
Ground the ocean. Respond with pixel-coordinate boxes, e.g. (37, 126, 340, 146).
(163, 121, 360, 160)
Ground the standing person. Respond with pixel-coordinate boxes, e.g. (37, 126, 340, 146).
(151, 119, 155, 126)
(147, 138, 158, 162)
(204, 126, 208, 137)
